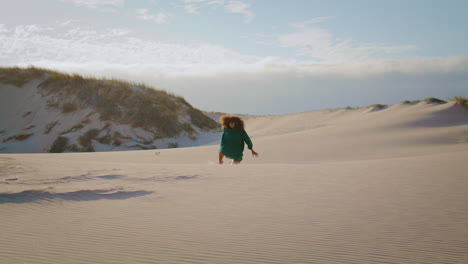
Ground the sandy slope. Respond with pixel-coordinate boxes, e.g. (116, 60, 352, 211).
(0, 80, 220, 153)
(0, 101, 467, 264)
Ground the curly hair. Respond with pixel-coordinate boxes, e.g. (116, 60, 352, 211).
(220, 115, 245, 130)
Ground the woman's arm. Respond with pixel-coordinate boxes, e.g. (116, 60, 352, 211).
(243, 130, 259, 157)
(242, 130, 253, 150)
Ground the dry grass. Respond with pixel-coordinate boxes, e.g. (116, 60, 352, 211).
(451, 96, 468, 107)
(401, 100, 421, 104)
(60, 124, 84, 135)
(368, 104, 388, 110)
(423, 97, 447, 104)
(22, 111, 32, 118)
(2, 133, 34, 143)
(2, 66, 221, 138)
(188, 107, 219, 130)
(79, 129, 100, 151)
(0, 66, 47, 87)
(62, 102, 78, 113)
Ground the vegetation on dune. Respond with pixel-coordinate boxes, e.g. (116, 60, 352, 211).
(61, 124, 84, 135)
(368, 104, 388, 110)
(79, 129, 100, 152)
(423, 97, 447, 104)
(49, 136, 69, 153)
(22, 111, 32, 118)
(0, 66, 47, 87)
(0, 66, 219, 139)
(168, 142, 179, 148)
(451, 96, 468, 107)
(97, 132, 128, 147)
(61, 102, 79, 113)
(34, 69, 218, 136)
(2, 133, 34, 143)
(187, 107, 218, 130)
(401, 100, 421, 104)
(67, 144, 93, 152)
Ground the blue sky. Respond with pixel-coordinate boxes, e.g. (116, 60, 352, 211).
(1, 0, 467, 114)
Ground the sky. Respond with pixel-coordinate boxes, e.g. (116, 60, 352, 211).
(1, 0, 467, 114)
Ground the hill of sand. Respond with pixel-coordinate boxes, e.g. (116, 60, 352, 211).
(0, 67, 219, 153)
(1, 101, 467, 263)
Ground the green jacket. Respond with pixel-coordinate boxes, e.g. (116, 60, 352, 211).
(219, 128, 253, 161)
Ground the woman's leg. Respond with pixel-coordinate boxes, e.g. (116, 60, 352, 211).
(218, 153, 224, 164)
(233, 160, 242, 164)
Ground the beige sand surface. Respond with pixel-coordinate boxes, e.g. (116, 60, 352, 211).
(1, 102, 467, 263)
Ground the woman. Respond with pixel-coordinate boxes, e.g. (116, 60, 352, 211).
(218, 115, 259, 164)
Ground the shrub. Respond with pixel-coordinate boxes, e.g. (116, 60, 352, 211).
(368, 104, 388, 110)
(49, 136, 69, 153)
(401, 100, 420, 104)
(97, 134, 112, 145)
(79, 129, 99, 151)
(2, 133, 33, 143)
(67, 144, 91, 152)
(423, 97, 447, 104)
(451, 96, 468, 107)
(168, 142, 179, 148)
(16, 133, 33, 141)
(61, 124, 84, 135)
(62, 102, 78, 113)
(113, 138, 122, 146)
(108, 132, 131, 147)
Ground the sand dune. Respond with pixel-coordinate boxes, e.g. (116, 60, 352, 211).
(1, 101, 467, 263)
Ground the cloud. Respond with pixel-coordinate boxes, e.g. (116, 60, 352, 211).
(180, 0, 254, 22)
(290, 17, 334, 28)
(265, 56, 468, 77)
(0, 24, 466, 79)
(0, 24, 9, 33)
(136, 8, 173, 24)
(278, 18, 417, 63)
(60, 0, 124, 9)
(0, 24, 268, 76)
(184, 4, 200, 14)
(224, 1, 254, 22)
